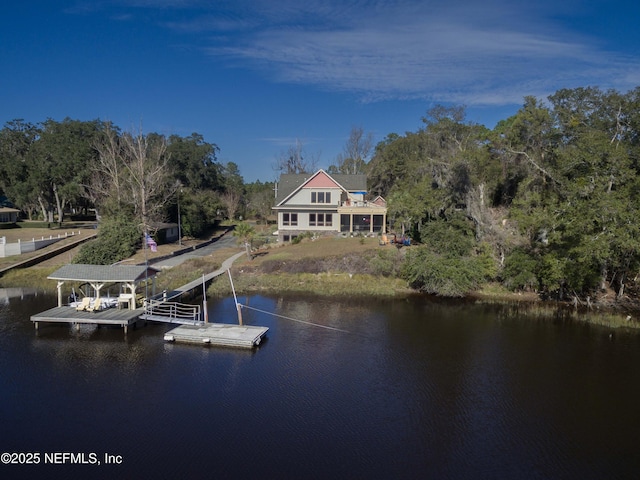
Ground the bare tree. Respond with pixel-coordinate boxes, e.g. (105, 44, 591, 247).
(119, 129, 174, 233)
(87, 123, 125, 220)
(220, 190, 242, 220)
(330, 126, 373, 174)
(273, 138, 319, 174)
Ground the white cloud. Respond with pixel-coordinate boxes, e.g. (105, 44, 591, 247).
(92, 0, 640, 106)
(199, 0, 640, 105)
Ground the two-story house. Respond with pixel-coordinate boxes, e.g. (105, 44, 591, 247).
(273, 169, 387, 242)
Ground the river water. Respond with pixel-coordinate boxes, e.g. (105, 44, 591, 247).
(1, 289, 640, 479)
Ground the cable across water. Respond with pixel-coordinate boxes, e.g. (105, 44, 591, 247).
(239, 304, 350, 333)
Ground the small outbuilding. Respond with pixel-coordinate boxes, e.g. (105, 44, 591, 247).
(0, 206, 20, 225)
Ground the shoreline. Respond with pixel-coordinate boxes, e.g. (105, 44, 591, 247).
(1, 265, 637, 330)
(2, 231, 638, 330)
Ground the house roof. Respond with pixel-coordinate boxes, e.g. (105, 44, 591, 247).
(48, 264, 160, 283)
(0, 207, 20, 213)
(149, 221, 178, 231)
(275, 170, 367, 204)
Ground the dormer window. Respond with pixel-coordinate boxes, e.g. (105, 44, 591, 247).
(311, 191, 331, 204)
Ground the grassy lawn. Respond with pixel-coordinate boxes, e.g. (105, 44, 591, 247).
(241, 235, 384, 266)
(0, 224, 98, 268)
(208, 235, 414, 298)
(0, 224, 95, 243)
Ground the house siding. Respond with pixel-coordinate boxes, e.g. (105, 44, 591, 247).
(274, 169, 386, 242)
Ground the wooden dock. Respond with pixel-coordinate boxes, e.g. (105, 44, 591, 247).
(31, 306, 143, 334)
(163, 323, 268, 348)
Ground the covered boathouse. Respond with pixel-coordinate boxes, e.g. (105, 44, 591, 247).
(31, 264, 160, 333)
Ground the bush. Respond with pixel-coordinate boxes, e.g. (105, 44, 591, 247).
(291, 231, 313, 245)
(401, 246, 490, 297)
(73, 216, 140, 265)
(502, 247, 538, 291)
(421, 216, 476, 257)
(369, 249, 404, 277)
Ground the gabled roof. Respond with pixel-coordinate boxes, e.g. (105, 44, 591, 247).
(275, 169, 367, 205)
(48, 264, 160, 283)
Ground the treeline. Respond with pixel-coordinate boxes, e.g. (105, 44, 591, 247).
(3, 85, 640, 303)
(0, 118, 274, 261)
(367, 86, 640, 303)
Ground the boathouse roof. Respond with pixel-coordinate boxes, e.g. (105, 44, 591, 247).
(48, 264, 160, 283)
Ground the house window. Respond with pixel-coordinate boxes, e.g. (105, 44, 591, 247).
(309, 213, 332, 227)
(311, 191, 331, 204)
(325, 214, 332, 226)
(283, 213, 298, 226)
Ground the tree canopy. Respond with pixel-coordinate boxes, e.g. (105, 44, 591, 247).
(370, 87, 640, 301)
(3, 85, 640, 304)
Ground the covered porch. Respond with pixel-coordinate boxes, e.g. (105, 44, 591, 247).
(338, 206, 387, 234)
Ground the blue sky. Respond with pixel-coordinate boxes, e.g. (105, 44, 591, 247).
(2, 1, 639, 182)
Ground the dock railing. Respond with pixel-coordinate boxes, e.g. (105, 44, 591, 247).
(144, 299, 202, 324)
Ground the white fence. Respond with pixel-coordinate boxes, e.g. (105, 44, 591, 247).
(0, 231, 83, 258)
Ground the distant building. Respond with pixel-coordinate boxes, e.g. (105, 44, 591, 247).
(272, 169, 387, 243)
(0, 197, 19, 225)
(149, 222, 180, 244)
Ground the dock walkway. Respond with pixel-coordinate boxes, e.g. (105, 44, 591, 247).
(32, 306, 142, 334)
(154, 251, 246, 302)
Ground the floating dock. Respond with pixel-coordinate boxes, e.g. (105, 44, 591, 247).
(164, 323, 268, 348)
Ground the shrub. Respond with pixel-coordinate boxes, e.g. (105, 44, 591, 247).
(421, 216, 476, 257)
(369, 249, 404, 277)
(401, 246, 489, 297)
(502, 247, 538, 291)
(73, 216, 140, 265)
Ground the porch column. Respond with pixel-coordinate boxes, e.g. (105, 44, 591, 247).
(129, 283, 137, 309)
(349, 214, 353, 233)
(57, 281, 64, 307)
(369, 214, 373, 233)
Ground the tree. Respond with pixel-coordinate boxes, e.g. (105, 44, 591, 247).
(220, 190, 242, 221)
(179, 188, 220, 238)
(328, 126, 373, 174)
(0, 120, 40, 218)
(245, 180, 275, 224)
(273, 138, 318, 174)
(11, 118, 101, 223)
(87, 122, 126, 220)
(233, 222, 256, 259)
(167, 133, 221, 190)
(120, 130, 175, 233)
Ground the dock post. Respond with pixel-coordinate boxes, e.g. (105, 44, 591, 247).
(75, 323, 80, 332)
(34, 321, 38, 331)
(237, 304, 243, 326)
(124, 324, 128, 335)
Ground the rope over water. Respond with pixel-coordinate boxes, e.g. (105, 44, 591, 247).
(239, 304, 350, 333)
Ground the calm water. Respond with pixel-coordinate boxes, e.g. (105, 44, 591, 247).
(1, 289, 640, 479)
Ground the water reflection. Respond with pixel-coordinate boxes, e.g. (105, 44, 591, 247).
(1, 292, 640, 479)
